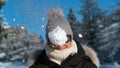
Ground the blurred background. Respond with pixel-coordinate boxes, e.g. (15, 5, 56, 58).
(0, 0, 120, 68)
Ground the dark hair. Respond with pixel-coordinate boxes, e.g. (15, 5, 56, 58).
(66, 35, 71, 43)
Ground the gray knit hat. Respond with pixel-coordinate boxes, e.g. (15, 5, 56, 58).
(46, 7, 73, 43)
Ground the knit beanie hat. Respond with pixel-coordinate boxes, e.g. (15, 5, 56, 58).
(46, 7, 73, 45)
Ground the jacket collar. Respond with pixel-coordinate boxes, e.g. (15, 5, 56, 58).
(41, 40, 86, 66)
(61, 40, 86, 65)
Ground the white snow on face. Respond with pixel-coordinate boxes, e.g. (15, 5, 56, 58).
(48, 26, 68, 46)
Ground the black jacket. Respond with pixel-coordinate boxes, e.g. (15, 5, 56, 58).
(29, 42, 97, 68)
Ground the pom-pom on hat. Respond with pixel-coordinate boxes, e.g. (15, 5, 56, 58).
(46, 7, 73, 45)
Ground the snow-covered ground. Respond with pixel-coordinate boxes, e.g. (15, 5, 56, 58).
(0, 62, 28, 68)
(0, 62, 120, 68)
(100, 65, 120, 68)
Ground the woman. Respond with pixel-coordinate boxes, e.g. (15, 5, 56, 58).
(28, 7, 99, 68)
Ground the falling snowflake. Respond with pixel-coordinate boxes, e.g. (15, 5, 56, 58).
(57, 5, 60, 7)
(41, 17, 45, 21)
(4, 17, 6, 21)
(21, 26, 25, 29)
(78, 34, 83, 38)
(13, 18, 16, 22)
(0, 9, 4, 12)
(40, 25, 45, 30)
(22, 59, 25, 62)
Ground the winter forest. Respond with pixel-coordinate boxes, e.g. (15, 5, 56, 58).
(0, 0, 120, 67)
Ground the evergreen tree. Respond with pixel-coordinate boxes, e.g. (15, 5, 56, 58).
(0, 25, 45, 61)
(67, 8, 77, 24)
(0, 0, 6, 9)
(67, 8, 84, 43)
(0, 23, 4, 42)
(97, 8, 120, 64)
(0, 0, 7, 42)
(80, 0, 104, 49)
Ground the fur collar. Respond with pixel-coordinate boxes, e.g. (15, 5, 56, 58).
(27, 40, 100, 67)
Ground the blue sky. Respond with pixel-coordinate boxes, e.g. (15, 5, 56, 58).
(0, 0, 116, 41)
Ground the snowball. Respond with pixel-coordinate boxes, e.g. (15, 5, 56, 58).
(48, 26, 68, 46)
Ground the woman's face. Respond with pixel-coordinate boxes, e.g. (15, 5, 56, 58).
(50, 41, 72, 50)
(49, 35, 72, 50)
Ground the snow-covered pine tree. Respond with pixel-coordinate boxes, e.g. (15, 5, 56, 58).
(80, 0, 104, 50)
(97, 8, 120, 64)
(0, 0, 7, 42)
(0, 24, 45, 62)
